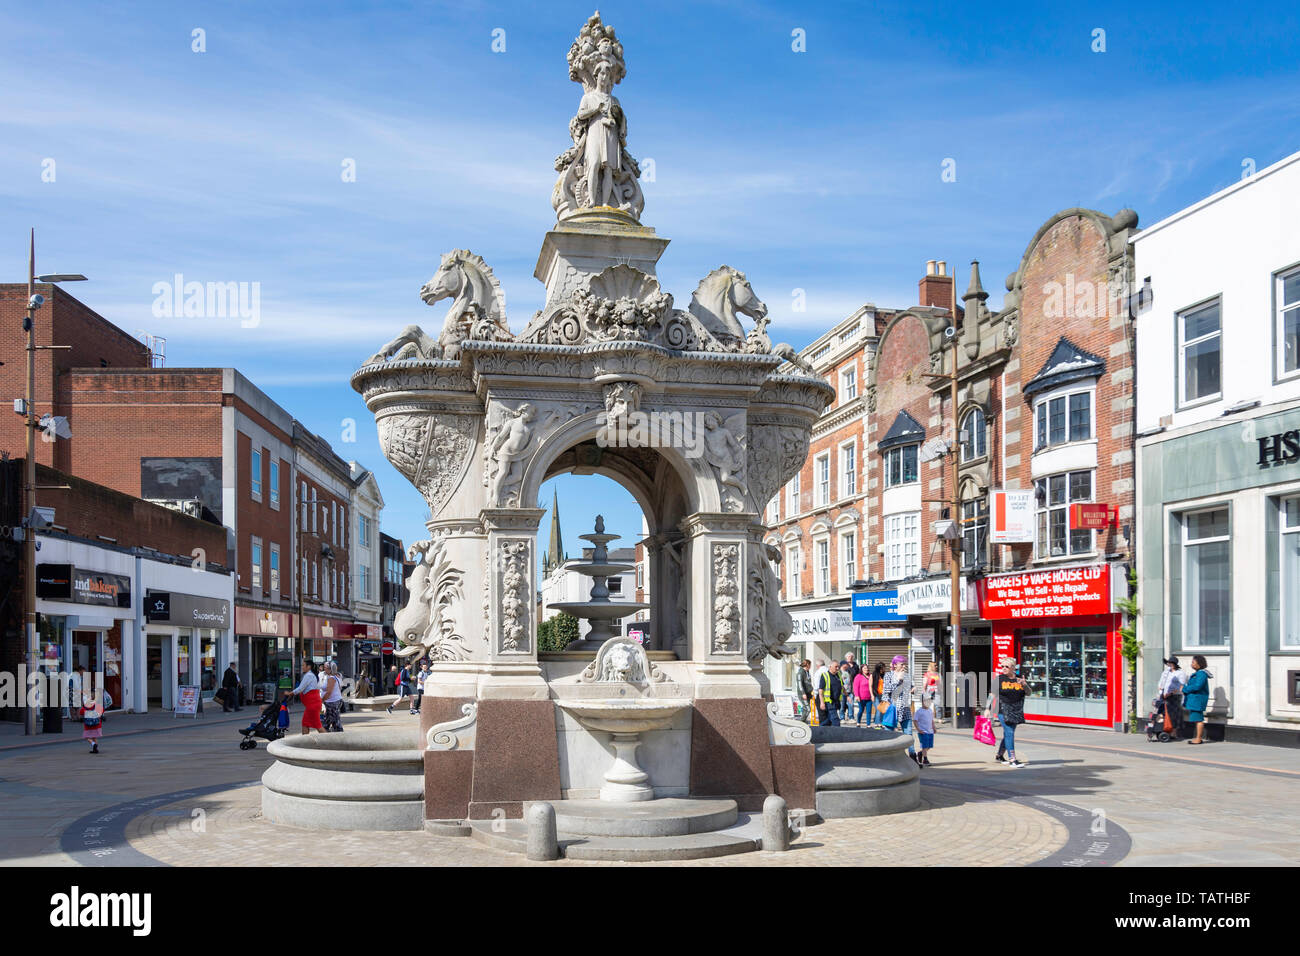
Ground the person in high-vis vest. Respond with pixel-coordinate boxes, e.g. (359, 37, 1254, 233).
(817, 661, 843, 727)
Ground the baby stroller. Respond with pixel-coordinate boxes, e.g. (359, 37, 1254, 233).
(239, 699, 286, 750)
(1146, 696, 1179, 742)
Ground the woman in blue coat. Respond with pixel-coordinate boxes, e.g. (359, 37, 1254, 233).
(1182, 655, 1212, 745)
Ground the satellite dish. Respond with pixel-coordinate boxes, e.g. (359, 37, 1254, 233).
(918, 437, 951, 463)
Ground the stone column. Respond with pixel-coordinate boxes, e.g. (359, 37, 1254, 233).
(479, 508, 548, 699)
(681, 512, 763, 699)
(419, 518, 488, 703)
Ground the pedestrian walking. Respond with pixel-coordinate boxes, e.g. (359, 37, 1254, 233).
(290, 661, 325, 735)
(387, 663, 413, 714)
(882, 655, 914, 758)
(868, 662, 887, 727)
(987, 657, 1028, 767)
(795, 659, 814, 722)
(411, 661, 429, 715)
(921, 660, 940, 711)
(320, 663, 345, 732)
(1182, 655, 1212, 745)
(913, 696, 935, 766)
(1157, 656, 1185, 738)
(817, 661, 843, 727)
(852, 667, 872, 726)
(80, 691, 105, 755)
(839, 651, 862, 723)
(220, 661, 243, 712)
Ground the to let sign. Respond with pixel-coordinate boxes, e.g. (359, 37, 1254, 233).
(990, 490, 1035, 544)
(1070, 503, 1113, 530)
(979, 563, 1112, 620)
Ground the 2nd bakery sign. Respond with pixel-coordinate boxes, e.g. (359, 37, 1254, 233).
(978, 563, 1112, 620)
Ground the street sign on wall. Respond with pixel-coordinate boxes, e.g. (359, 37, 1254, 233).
(990, 489, 1035, 543)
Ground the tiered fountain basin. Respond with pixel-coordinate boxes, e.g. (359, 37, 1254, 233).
(262, 728, 425, 831)
(810, 725, 921, 818)
(556, 698, 692, 802)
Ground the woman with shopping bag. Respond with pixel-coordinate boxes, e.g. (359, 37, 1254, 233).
(985, 657, 1028, 768)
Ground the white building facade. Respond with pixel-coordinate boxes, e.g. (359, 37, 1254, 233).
(1133, 149, 1300, 743)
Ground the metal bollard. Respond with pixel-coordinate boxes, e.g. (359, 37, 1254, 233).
(762, 794, 790, 852)
(525, 802, 559, 861)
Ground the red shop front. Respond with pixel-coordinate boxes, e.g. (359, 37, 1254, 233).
(978, 562, 1125, 730)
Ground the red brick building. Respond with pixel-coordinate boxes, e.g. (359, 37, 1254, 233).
(1, 287, 381, 704)
(858, 209, 1139, 727)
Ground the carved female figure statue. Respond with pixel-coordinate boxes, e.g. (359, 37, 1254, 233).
(578, 62, 624, 209)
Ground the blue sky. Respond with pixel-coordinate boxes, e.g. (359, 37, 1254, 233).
(2, 0, 1297, 551)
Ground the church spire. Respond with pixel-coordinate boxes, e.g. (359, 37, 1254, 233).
(546, 489, 565, 575)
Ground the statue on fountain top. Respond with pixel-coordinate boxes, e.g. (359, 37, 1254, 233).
(553, 12, 645, 222)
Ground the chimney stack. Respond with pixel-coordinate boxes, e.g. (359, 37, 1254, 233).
(919, 258, 955, 310)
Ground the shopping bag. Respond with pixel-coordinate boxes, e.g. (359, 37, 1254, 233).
(1162, 708, 1174, 733)
(880, 703, 897, 729)
(973, 715, 996, 746)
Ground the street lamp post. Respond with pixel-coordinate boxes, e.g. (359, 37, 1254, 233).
(21, 229, 86, 735)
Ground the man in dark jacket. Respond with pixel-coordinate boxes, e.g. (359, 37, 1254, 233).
(221, 663, 242, 712)
(839, 652, 862, 723)
(795, 660, 814, 721)
(817, 662, 843, 727)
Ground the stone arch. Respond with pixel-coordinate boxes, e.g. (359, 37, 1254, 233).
(519, 408, 717, 526)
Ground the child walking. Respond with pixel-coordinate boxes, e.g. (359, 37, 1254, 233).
(913, 696, 935, 767)
(80, 692, 105, 754)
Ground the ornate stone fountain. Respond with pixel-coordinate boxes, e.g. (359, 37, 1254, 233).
(546, 515, 649, 652)
(262, 12, 920, 851)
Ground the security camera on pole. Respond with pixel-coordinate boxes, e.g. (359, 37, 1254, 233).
(921, 297, 964, 730)
(18, 229, 84, 735)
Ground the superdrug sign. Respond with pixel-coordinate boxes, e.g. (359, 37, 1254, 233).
(1257, 429, 1300, 468)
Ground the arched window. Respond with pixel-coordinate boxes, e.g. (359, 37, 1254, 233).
(960, 408, 987, 462)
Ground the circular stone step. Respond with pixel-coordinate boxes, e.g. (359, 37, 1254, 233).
(531, 797, 739, 837)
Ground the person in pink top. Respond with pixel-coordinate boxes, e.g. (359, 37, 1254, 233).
(852, 669, 873, 726)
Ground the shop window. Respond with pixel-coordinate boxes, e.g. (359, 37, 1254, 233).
(1279, 267, 1300, 379)
(884, 444, 919, 488)
(884, 512, 920, 580)
(1178, 298, 1222, 406)
(1034, 390, 1092, 450)
(1283, 497, 1300, 647)
(960, 408, 987, 461)
(1181, 507, 1231, 648)
(1035, 470, 1094, 559)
